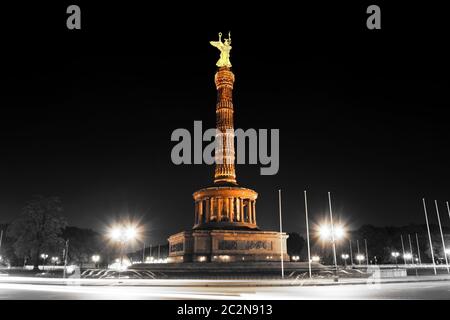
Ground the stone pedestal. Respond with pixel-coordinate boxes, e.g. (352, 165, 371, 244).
(168, 229, 289, 263)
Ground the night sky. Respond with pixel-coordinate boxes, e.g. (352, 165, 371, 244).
(1, 2, 449, 244)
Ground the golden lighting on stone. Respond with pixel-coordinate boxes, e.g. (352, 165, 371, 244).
(166, 33, 289, 263)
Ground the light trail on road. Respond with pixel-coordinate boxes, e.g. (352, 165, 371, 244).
(0, 280, 449, 300)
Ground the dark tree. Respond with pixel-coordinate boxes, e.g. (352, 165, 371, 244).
(287, 232, 305, 257)
(62, 226, 107, 268)
(7, 196, 67, 270)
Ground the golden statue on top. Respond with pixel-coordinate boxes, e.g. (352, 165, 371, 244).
(210, 32, 232, 68)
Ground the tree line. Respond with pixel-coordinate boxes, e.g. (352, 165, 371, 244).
(1, 195, 448, 269)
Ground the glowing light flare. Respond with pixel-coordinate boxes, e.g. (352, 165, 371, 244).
(356, 254, 365, 261)
(318, 224, 346, 240)
(319, 225, 331, 239)
(125, 227, 137, 240)
(108, 223, 140, 243)
(110, 228, 121, 240)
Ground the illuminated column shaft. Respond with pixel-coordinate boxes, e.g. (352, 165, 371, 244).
(214, 67, 237, 185)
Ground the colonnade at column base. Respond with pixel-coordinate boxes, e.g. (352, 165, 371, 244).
(193, 186, 259, 229)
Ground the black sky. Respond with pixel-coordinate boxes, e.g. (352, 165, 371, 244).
(1, 2, 449, 244)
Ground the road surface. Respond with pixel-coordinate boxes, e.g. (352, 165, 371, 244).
(0, 280, 449, 299)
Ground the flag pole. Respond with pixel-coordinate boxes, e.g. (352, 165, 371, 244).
(415, 233, 422, 265)
(328, 192, 338, 281)
(434, 200, 450, 273)
(400, 234, 406, 266)
(63, 239, 69, 278)
(364, 239, 369, 266)
(0, 229, 3, 254)
(278, 189, 285, 279)
(349, 239, 354, 266)
(423, 198, 437, 275)
(446, 201, 450, 222)
(304, 190, 312, 278)
(408, 234, 414, 264)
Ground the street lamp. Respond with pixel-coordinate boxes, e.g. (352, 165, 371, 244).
(391, 251, 400, 268)
(356, 254, 365, 265)
(311, 255, 320, 262)
(319, 225, 345, 241)
(109, 224, 138, 272)
(92, 255, 100, 268)
(51, 256, 59, 271)
(341, 253, 349, 268)
(403, 253, 413, 264)
(319, 223, 346, 281)
(40, 253, 48, 270)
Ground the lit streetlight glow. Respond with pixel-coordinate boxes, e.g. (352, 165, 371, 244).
(319, 225, 345, 241)
(391, 251, 400, 268)
(311, 255, 320, 262)
(108, 222, 140, 274)
(92, 254, 100, 268)
(341, 253, 350, 268)
(109, 225, 138, 242)
(403, 253, 413, 262)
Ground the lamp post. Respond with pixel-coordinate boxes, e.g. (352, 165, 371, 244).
(50, 256, 58, 271)
(391, 251, 400, 268)
(40, 253, 48, 270)
(109, 224, 137, 275)
(356, 254, 365, 265)
(403, 253, 413, 265)
(341, 254, 349, 268)
(92, 255, 100, 268)
(51, 256, 59, 264)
